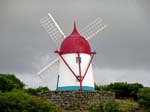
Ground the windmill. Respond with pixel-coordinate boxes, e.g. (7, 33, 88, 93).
(38, 13, 107, 90)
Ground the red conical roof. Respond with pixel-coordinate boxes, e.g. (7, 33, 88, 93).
(60, 22, 91, 54)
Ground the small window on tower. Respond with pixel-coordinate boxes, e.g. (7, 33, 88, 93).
(76, 57, 81, 63)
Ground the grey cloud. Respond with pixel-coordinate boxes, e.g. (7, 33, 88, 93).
(0, 0, 150, 88)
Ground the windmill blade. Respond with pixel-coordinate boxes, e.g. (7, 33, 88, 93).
(40, 13, 66, 48)
(37, 57, 59, 75)
(38, 61, 59, 89)
(80, 17, 107, 40)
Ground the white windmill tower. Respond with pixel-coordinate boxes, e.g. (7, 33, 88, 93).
(38, 13, 107, 90)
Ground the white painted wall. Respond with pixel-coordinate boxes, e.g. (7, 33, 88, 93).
(58, 53, 94, 88)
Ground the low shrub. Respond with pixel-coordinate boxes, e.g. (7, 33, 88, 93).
(0, 90, 61, 112)
(115, 99, 139, 112)
(89, 99, 139, 112)
(95, 82, 143, 100)
(25, 86, 50, 95)
(0, 74, 24, 92)
(89, 100, 118, 112)
(137, 87, 150, 111)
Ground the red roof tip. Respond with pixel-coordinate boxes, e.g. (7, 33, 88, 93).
(70, 21, 80, 35)
(74, 21, 76, 29)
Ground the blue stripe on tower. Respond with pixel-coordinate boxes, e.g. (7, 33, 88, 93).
(57, 86, 94, 90)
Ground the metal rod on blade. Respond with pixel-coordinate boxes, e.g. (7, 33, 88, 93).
(48, 13, 66, 38)
(37, 58, 59, 75)
(86, 25, 107, 40)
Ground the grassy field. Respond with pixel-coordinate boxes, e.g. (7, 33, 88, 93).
(62, 99, 144, 112)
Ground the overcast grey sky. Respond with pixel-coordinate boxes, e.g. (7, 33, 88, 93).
(0, 0, 150, 89)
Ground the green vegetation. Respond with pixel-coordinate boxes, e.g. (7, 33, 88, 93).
(137, 87, 150, 111)
(95, 82, 143, 100)
(0, 74, 61, 112)
(89, 99, 139, 112)
(115, 99, 139, 112)
(95, 82, 150, 111)
(89, 100, 118, 112)
(25, 86, 50, 95)
(0, 73, 150, 112)
(0, 74, 24, 92)
(0, 90, 61, 112)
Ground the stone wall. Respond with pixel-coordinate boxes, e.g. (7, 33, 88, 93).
(39, 91, 115, 110)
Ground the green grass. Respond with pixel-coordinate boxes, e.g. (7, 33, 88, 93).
(115, 99, 140, 112)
